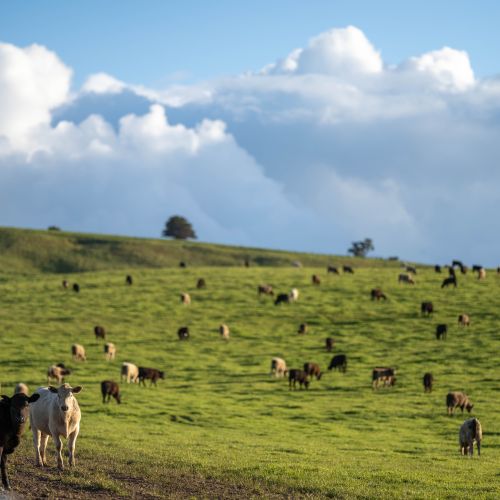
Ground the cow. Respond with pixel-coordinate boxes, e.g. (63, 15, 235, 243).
(328, 354, 347, 373)
(452, 260, 464, 269)
(448, 266, 457, 278)
(94, 325, 106, 340)
(423, 373, 434, 392)
(274, 293, 290, 305)
(459, 418, 482, 456)
(178, 326, 190, 340)
(71, 344, 86, 362)
(219, 324, 230, 340)
(244, 258, 250, 268)
(196, 278, 206, 289)
(458, 314, 470, 327)
(327, 266, 340, 274)
(179, 261, 186, 268)
(14, 383, 29, 395)
(343, 265, 354, 274)
(497, 266, 500, 274)
(288, 370, 309, 390)
(292, 261, 302, 268)
(303, 363, 322, 380)
(441, 276, 457, 288)
(138, 367, 165, 387)
(398, 273, 415, 285)
(436, 324, 447, 340)
(325, 337, 334, 352)
(406, 266, 417, 274)
(101, 381, 121, 404)
(0, 392, 40, 489)
(478, 268, 486, 280)
(120, 362, 139, 384)
(434, 265, 442, 273)
(460, 265, 468, 274)
(72, 283, 80, 293)
(104, 342, 116, 361)
(30, 384, 82, 470)
(472, 265, 482, 273)
(289, 288, 299, 302)
(297, 323, 308, 335)
(47, 365, 71, 385)
(125, 275, 133, 285)
(447, 392, 474, 415)
(421, 302, 434, 316)
(372, 368, 396, 389)
(62, 280, 69, 289)
(312, 274, 321, 285)
(270, 357, 287, 378)
(180, 293, 191, 305)
(258, 284, 274, 296)
(371, 288, 387, 301)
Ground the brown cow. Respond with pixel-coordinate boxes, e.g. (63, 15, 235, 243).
(288, 370, 310, 390)
(371, 288, 387, 301)
(458, 314, 470, 327)
(101, 381, 121, 404)
(372, 367, 396, 389)
(303, 362, 322, 380)
(447, 392, 473, 415)
(312, 274, 321, 285)
(94, 325, 106, 340)
(459, 418, 482, 456)
(325, 337, 334, 352)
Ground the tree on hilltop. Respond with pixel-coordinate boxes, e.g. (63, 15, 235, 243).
(348, 238, 374, 258)
(162, 215, 197, 240)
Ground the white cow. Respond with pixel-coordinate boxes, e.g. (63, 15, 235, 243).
(104, 342, 116, 361)
(121, 362, 139, 383)
(289, 288, 299, 302)
(30, 384, 82, 470)
(219, 324, 230, 340)
(270, 357, 288, 378)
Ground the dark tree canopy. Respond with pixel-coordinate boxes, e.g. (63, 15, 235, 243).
(348, 238, 374, 258)
(162, 215, 197, 240)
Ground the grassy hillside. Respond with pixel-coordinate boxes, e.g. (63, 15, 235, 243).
(0, 263, 498, 498)
(0, 226, 400, 274)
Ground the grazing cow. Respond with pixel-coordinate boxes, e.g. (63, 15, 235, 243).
(421, 302, 434, 316)
(196, 278, 206, 289)
(436, 324, 447, 340)
(328, 354, 347, 373)
(71, 344, 86, 362)
(472, 265, 482, 273)
(297, 323, 308, 335)
(327, 266, 340, 274)
(289, 288, 299, 302)
(303, 362, 322, 380)
(0, 392, 40, 489)
(125, 275, 133, 285)
(47, 365, 71, 385)
(441, 276, 457, 288)
(447, 392, 473, 415)
(343, 265, 354, 274)
(274, 293, 290, 305)
(180, 293, 191, 305)
(258, 284, 274, 296)
(478, 268, 486, 280)
(270, 357, 287, 378)
(219, 324, 230, 340)
(458, 314, 470, 327)
(288, 370, 309, 390)
(423, 373, 434, 392)
(179, 261, 186, 268)
(372, 367, 396, 389)
(178, 326, 190, 340)
(94, 325, 106, 340)
(62, 280, 69, 289)
(138, 367, 165, 387)
(104, 342, 116, 361)
(434, 265, 442, 273)
(406, 266, 417, 274)
(312, 274, 321, 285)
(101, 381, 121, 404)
(121, 362, 139, 384)
(459, 418, 482, 456)
(460, 265, 468, 274)
(30, 384, 82, 470)
(371, 288, 387, 301)
(452, 260, 464, 269)
(72, 283, 80, 293)
(325, 337, 334, 352)
(14, 383, 29, 395)
(398, 273, 415, 285)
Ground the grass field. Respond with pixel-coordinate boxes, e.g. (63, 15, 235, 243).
(0, 234, 499, 498)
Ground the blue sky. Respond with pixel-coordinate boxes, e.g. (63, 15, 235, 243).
(1, 2, 500, 264)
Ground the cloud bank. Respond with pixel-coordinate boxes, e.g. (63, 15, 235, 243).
(2, 27, 500, 264)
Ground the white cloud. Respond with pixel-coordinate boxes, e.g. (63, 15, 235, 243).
(82, 72, 126, 94)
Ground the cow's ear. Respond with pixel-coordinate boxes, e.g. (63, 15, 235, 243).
(1, 395, 10, 404)
(28, 393, 40, 403)
(71, 386, 82, 394)
(48, 386, 58, 393)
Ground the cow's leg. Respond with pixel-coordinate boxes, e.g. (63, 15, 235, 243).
(53, 433, 64, 470)
(68, 428, 79, 466)
(477, 440, 481, 456)
(1, 449, 9, 490)
(32, 428, 43, 466)
(40, 433, 50, 466)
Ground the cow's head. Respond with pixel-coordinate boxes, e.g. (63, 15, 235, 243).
(49, 384, 82, 412)
(1, 393, 40, 425)
(466, 403, 474, 413)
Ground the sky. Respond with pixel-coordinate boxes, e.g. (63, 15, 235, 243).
(1, 1, 500, 264)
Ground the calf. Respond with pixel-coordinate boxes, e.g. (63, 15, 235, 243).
(138, 367, 165, 387)
(121, 362, 139, 384)
(30, 384, 82, 470)
(219, 324, 230, 340)
(180, 293, 191, 305)
(101, 381, 121, 404)
(325, 337, 334, 352)
(258, 284, 274, 296)
(441, 276, 457, 288)
(47, 364, 71, 385)
(297, 323, 308, 335)
(125, 275, 133, 285)
(328, 354, 347, 373)
(288, 370, 310, 390)
(94, 325, 106, 340)
(104, 342, 116, 361)
(327, 266, 340, 274)
(398, 273, 415, 285)
(372, 367, 396, 389)
(458, 314, 470, 327)
(311, 274, 321, 285)
(459, 418, 482, 456)
(270, 357, 287, 378)
(303, 362, 322, 380)
(423, 373, 434, 392)
(343, 265, 354, 274)
(0, 392, 40, 489)
(178, 326, 190, 340)
(447, 391, 473, 416)
(371, 288, 387, 301)
(436, 324, 447, 340)
(197, 278, 206, 289)
(71, 343, 86, 361)
(274, 293, 290, 305)
(72, 283, 80, 293)
(421, 302, 434, 316)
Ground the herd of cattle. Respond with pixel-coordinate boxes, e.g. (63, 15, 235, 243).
(0, 260, 490, 490)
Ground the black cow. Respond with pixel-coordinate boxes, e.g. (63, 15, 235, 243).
(434, 265, 442, 273)
(343, 265, 354, 274)
(179, 261, 186, 268)
(421, 302, 434, 316)
(196, 278, 206, 289)
(288, 369, 310, 390)
(274, 293, 290, 305)
(328, 354, 347, 373)
(423, 373, 434, 392)
(406, 266, 417, 274)
(327, 266, 340, 274)
(125, 275, 133, 285)
(138, 367, 165, 387)
(178, 326, 190, 340)
(72, 283, 80, 293)
(372, 367, 396, 389)
(94, 325, 106, 340)
(325, 337, 334, 352)
(436, 324, 447, 340)
(441, 276, 457, 288)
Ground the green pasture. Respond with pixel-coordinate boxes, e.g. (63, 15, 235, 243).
(0, 259, 499, 497)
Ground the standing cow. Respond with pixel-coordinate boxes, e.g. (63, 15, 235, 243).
(423, 373, 434, 392)
(459, 418, 482, 456)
